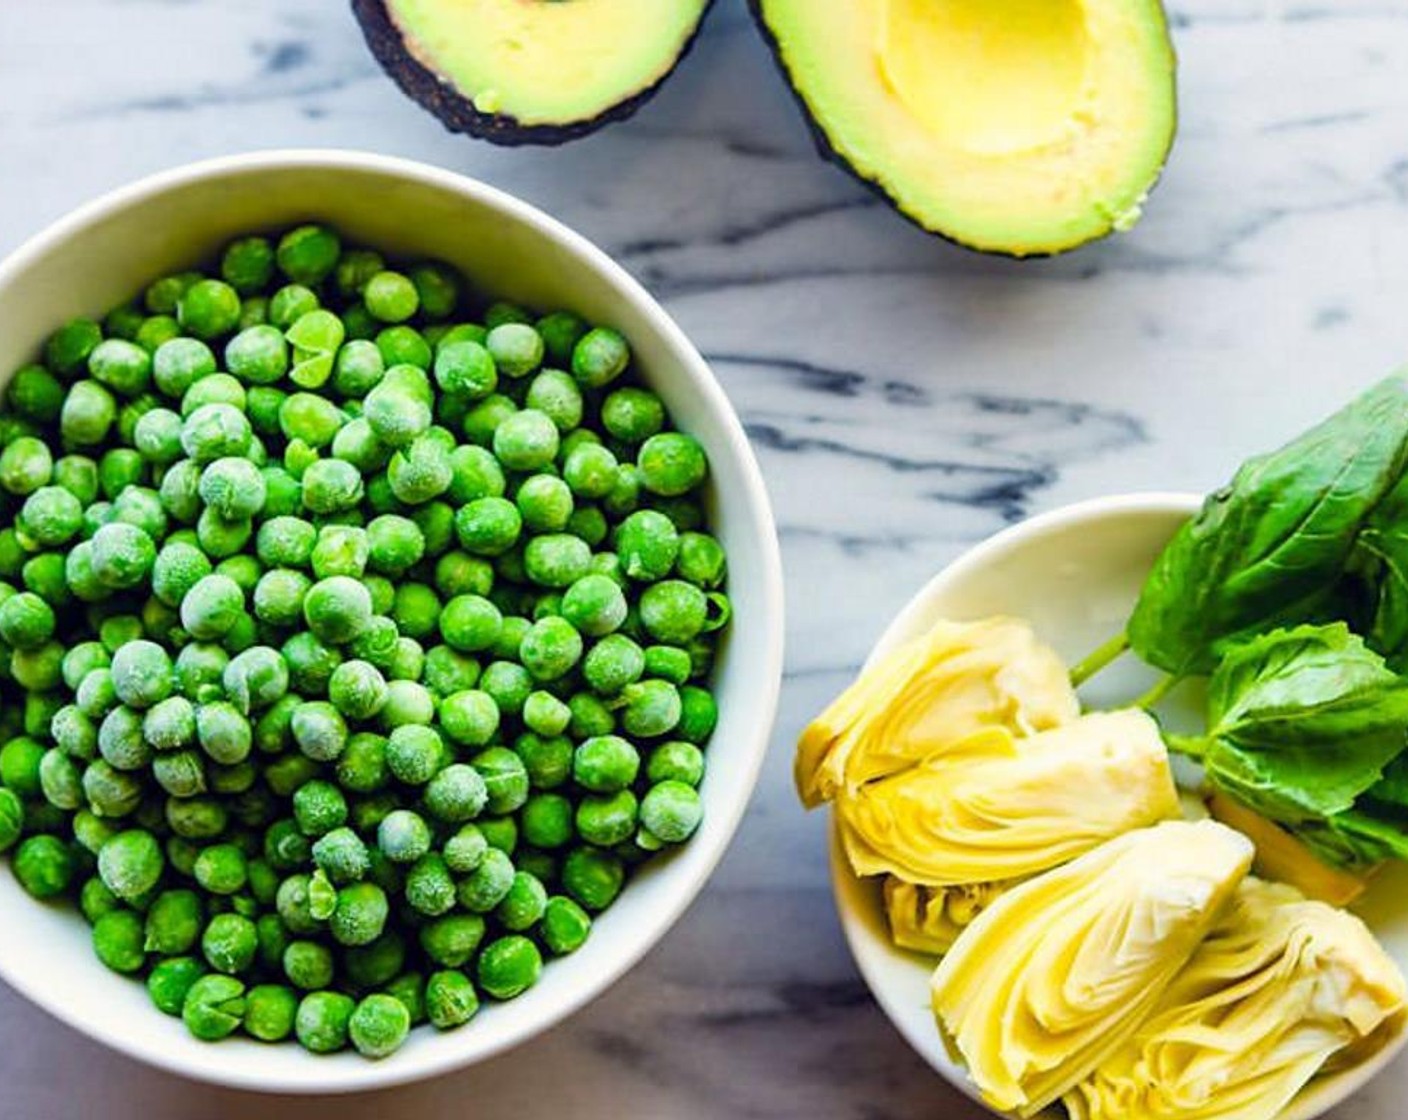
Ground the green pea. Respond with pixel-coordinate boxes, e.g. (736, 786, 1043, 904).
(45, 317, 103, 376)
(244, 983, 299, 1042)
(541, 896, 592, 955)
(335, 732, 390, 794)
(677, 685, 719, 744)
(89, 338, 152, 396)
(148, 956, 206, 1017)
(312, 826, 370, 885)
(425, 969, 480, 1030)
(302, 575, 372, 644)
(486, 323, 544, 380)
(347, 992, 410, 1059)
(519, 616, 583, 681)
(198, 457, 266, 520)
(0, 437, 53, 497)
(195, 843, 248, 896)
(145, 889, 203, 954)
(13, 834, 74, 899)
(494, 409, 559, 472)
(516, 789, 572, 848)
(221, 235, 276, 293)
(277, 225, 341, 285)
(294, 989, 355, 1054)
(183, 973, 247, 1041)
(98, 830, 164, 902)
(0, 789, 23, 852)
(496, 870, 548, 931)
(385, 724, 444, 786)
(283, 939, 336, 990)
(0, 591, 55, 650)
(330, 881, 389, 947)
(359, 270, 418, 324)
(456, 847, 515, 913)
(477, 935, 542, 1000)
(434, 339, 497, 400)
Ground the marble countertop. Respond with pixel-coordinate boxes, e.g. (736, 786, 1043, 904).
(4, 1, 1408, 1116)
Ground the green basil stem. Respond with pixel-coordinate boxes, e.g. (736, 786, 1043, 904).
(1069, 632, 1130, 686)
(1163, 733, 1207, 760)
(1134, 673, 1179, 710)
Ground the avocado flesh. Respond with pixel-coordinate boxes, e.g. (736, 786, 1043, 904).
(385, 0, 709, 129)
(756, 0, 1177, 256)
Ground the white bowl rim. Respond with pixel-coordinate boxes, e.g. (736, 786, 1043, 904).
(0, 149, 787, 1094)
(865, 491, 1200, 672)
(828, 489, 1408, 1120)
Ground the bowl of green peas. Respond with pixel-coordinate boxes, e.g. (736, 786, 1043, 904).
(0, 150, 784, 1091)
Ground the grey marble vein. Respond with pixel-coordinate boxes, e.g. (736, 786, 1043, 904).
(5, 0, 1408, 1117)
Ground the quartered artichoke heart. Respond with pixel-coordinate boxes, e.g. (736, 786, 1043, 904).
(884, 876, 1015, 956)
(795, 616, 1079, 808)
(931, 820, 1255, 1117)
(1067, 877, 1408, 1120)
(837, 709, 1181, 885)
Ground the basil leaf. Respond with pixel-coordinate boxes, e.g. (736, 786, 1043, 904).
(1191, 624, 1408, 825)
(1364, 753, 1408, 811)
(1128, 375, 1408, 675)
(1348, 472, 1408, 661)
(1296, 806, 1408, 869)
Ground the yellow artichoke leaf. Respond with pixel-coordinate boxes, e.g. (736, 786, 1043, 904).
(931, 820, 1254, 1117)
(838, 710, 1180, 885)
(884, 876, 1013, 956)
(796, 616, 1079, 808)
(1067, 877, 1407, 1120)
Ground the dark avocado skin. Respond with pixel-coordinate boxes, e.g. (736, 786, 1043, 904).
(352, 0, 715, 147)
(745, 0, 1177, 259)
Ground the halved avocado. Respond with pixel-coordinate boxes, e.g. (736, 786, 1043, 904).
(353, 0, 713, 145)
(751, 0, 1178, 256)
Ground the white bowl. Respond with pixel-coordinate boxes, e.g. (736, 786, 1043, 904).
(0, 151, 785, 1093)
(831, 492, 1408, 1120)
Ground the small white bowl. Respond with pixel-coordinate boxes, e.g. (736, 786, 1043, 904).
(831, 492, 1408, 1120)
(0, 151, 785, 1093)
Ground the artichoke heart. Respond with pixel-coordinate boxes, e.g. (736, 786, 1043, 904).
(796, 616, 1078, 808)
(884, 876, 1012, 955)
(932, 820, 1254, 1117)
(1067, 877, 1407, 1120)
(837, 710, 1181, 885)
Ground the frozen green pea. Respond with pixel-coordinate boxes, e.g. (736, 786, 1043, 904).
(562, 846, 625, 912)
(496, 871, 548, 932)
(148, 956, 206, 1017)
(455, 847, 515, 913)
(0, 437, 53, 496)
(198, 457, 266, 520)
(181, 403, 251, 463)
(290, 701, 347, 762)
(98, 830, 164, 902)
(223, 645, 290, 713)
(244, 983, 299, 1042)
(277, 225, 341, 285)
(493, 409, 559, 471)
(477, 935, 542, 1001)
(330, 881, 389, 947)
(177, 279, 241, 340)
(425, 969, 479, 1030)
(34, 739, 80, 806)
(183, 974, 246, 1041)
(348, 993, 410, 1059)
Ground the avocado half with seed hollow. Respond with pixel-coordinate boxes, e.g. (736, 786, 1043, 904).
(352, 0, 713, 145)
(751, 0, 1178, 257)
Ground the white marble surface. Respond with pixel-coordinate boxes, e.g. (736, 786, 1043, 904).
(4, 1, 1408, 1116)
